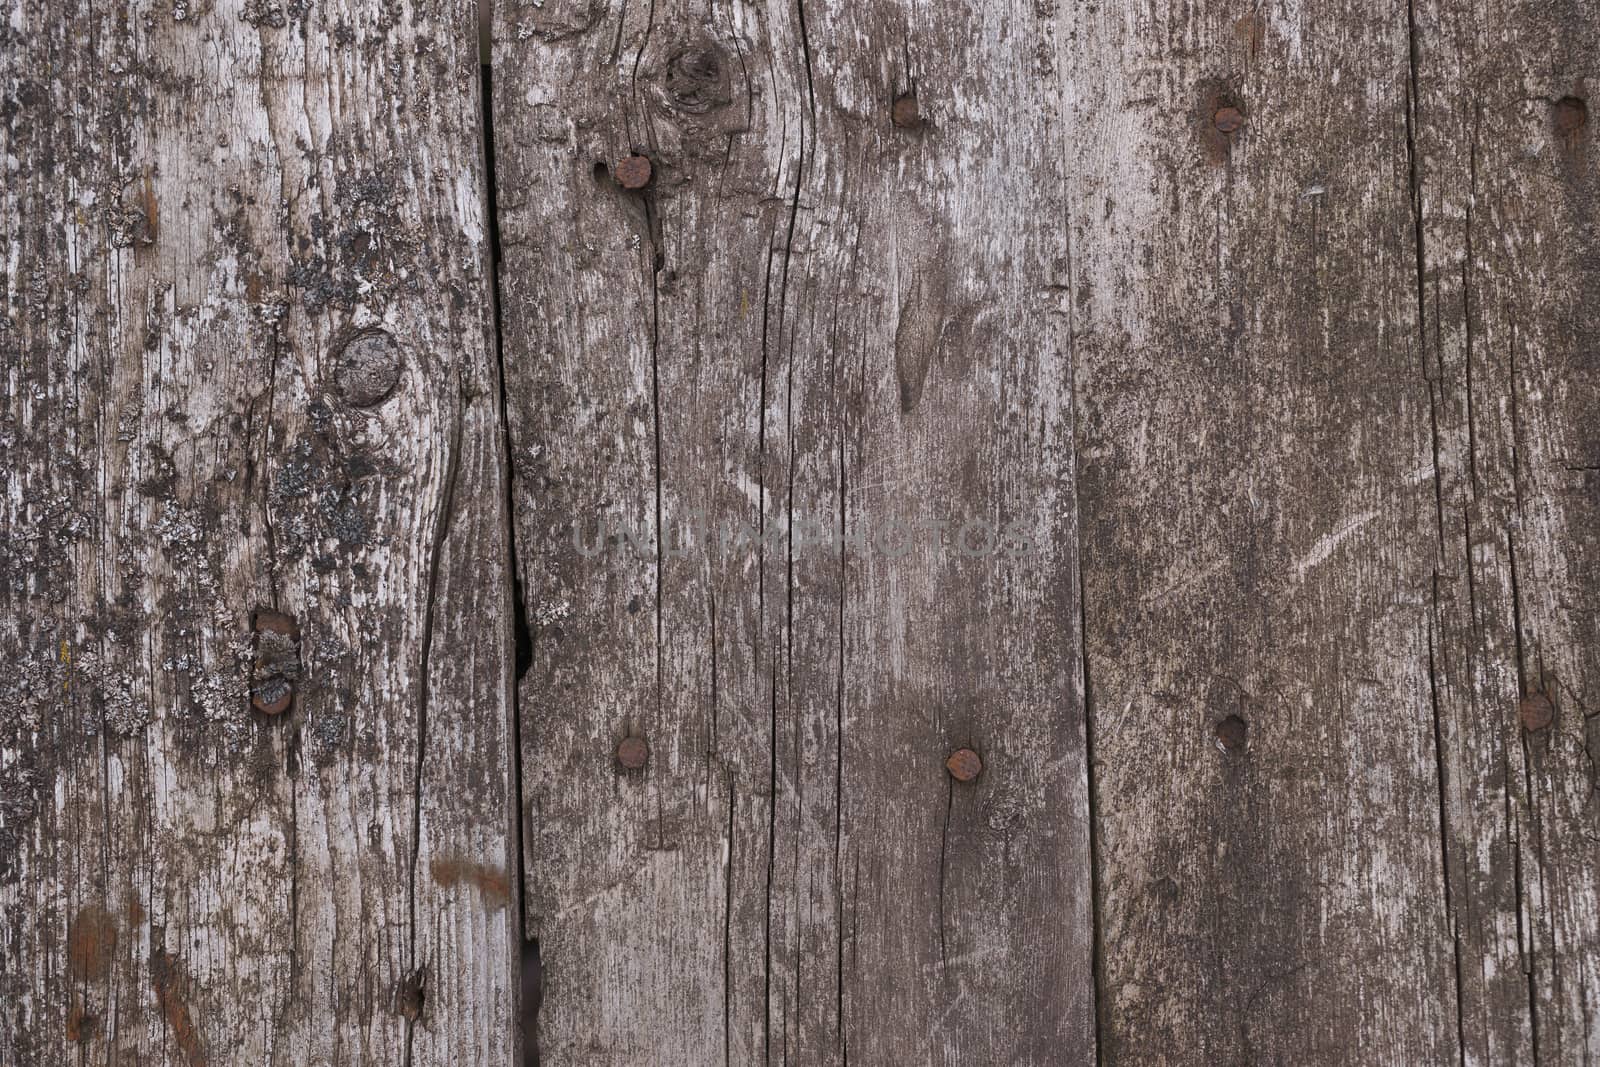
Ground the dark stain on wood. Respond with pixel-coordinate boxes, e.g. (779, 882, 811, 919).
(66, 999, 97, 1043)
(152, 948, 206, 1067)
(1197, 79, 1244, 164)
(396, 966, 427, 1021)
(66, 906, 117, 981)
(893, 269, 948, 414)
(430, 855, 512, 905)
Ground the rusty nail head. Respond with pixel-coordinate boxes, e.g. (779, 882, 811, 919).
(252, 609, 299, 715)
(615, 155, 653, 190)
(892, 94, 920, 129)
(253, 688, 293, 716)
(1555, 96, 1588, 134)
(254, 608, 298, 637)
(1520, 692, 1555, 732)
(617, 735, 649, 770)
(946, 747, 982, 782)
(1214, 106, 1244, 133)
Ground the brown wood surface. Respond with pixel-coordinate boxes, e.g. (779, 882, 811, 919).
(1067, 2, 1461, 1062)
(491, 0, 1094, 1062)
(4, 0, 1599, 1064)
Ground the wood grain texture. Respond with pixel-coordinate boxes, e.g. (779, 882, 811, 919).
(0, 3, 516, 1065)
(1414, 0, 1600, 1061)
(492, 0, 1093, 1062)
(5, 0, 1598, 1063)
(1066, 1, 1460, 1062)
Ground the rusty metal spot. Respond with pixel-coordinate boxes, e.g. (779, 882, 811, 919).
(152, 948, 206, 1067)
(66, 998, 97, 1043)
(1234, 13, 1266, 57)
(430, 855, 512, 904)
(1555, 96, 1588, 136)
(251, 609, 301, 716)
(616, 734, 650, 770)
(67, 906, 118, 981)
(334, 331, 403, 408)
(945, 747, 982, 782)
(1198, 83, 1244, 164)
(615, 155, 653, 190)
(1520, 692, 1556, 732)
(892, 93, 921, 130)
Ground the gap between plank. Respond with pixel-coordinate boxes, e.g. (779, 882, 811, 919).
(477, 9, 541, 1063)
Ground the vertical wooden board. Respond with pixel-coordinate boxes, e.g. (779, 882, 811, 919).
(495, 0, 1093, 1062)
(0, 3, 514, 1065)
(1413, 1, 1600, 1061)
(1066, 1, 1460, 1062)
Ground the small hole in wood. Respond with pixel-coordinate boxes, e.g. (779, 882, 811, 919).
(1215, 714, 1249, 753)
(1555, 96, 1588, 135)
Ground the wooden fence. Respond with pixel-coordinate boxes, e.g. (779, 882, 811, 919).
(2, 0, 1597, 1063)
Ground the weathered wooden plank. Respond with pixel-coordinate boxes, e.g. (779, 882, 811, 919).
(1066, 2, 1463, 1062)
(0, 3, 516, 1065)
(494, 0, 1094, 1061)
(1413, 2, 1600, 1061)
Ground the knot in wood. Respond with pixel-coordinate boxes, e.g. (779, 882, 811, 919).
(663, 44, 731, 114)
(334, 330, 403, 408)
(946, 747, 982, 782)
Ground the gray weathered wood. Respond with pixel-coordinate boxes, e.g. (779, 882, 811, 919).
(6, 0, 1599, 1063)
(0, 3, 517, 1065)
(493, 0, 1094, 1062)
(1415, 1, 1600, 1061)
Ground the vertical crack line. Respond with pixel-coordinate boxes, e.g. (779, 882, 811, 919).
(1079, 546, 1107, 1066)
(764, 668, 778, 1065)
(794, 0, 816, 116)
(650, 221, 664, 729)
(710, 590, 720, 755)
(725, 772, 736, 1067)
(761, 116, 807, 1064)
(1509, 325, 1523, 516)
(1463, 113, 1480, 496)
(626, 0, 657, 148)
(756, 205, 778, 1067)
(1405, 0, 1446, 560)
(834, 420, 847, 1065)
(937, 780, 952, 965)
(1405, 11, 1484, 1058)
(406, 380, 463, 1067)
(1509, 534, 1543, 1063)
(1063, 167, 1105, 1066)
(479, 49, 539, 1065)
(1429, 605, 1469, 1067)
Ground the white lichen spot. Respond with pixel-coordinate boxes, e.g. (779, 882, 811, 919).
(534, 601, 571, 626)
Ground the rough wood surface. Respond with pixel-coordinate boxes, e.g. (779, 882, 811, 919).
(1067, 2, 1461, 1061)
(1414, 1, 1600, 1062)
(6, 0, 1599, 1063)
(0, 3, 517, 1065)
(1066, 0, 1600, 1063)
(492, 0, 1093, 1062)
